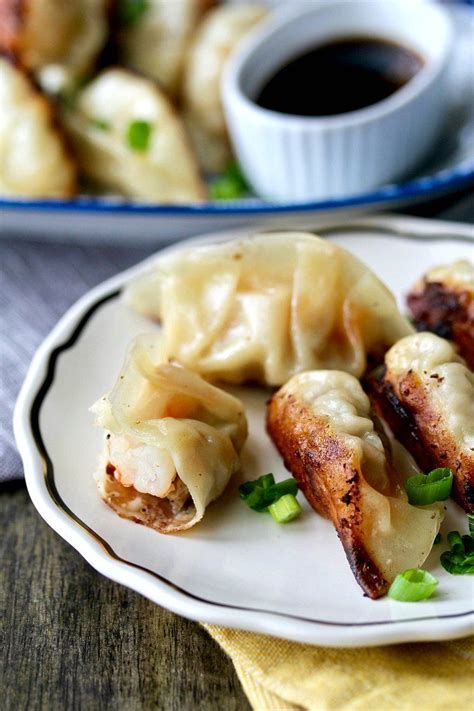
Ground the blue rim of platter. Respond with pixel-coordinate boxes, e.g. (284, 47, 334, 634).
(2, 165, 473, 215)
(2, 0, 473, 217)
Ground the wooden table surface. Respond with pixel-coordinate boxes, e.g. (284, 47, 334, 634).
(3, 195, 472, 711)
(0, 481, 250, 710)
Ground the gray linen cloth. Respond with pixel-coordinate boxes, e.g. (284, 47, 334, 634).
(1, 240, 153, 481)
(1, 195, 473, 481)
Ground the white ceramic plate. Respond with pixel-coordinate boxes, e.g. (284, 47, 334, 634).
(14, 215, 474, 647)
(1, 4, 474, 245)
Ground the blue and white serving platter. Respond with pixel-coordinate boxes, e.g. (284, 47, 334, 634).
(1, 3, 473, 245)
(14, 215, 474, 646)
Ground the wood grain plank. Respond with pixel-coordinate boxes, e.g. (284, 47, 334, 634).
(0, 484, 250, 711)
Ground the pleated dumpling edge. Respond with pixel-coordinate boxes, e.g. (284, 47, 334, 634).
(124, 232, 414, 386)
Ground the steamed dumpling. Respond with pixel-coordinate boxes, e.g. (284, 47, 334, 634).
(182, 4, 267, 171)
(407, 260, 474, 369)
(267, 370, 442, 598)
(91, 335, 247, 533)
(0, 0, 108, 79)
(61, 68, 206, 202)
(0, 57, 76, 197)
(117, 0, 211, 95)
(125, 232, 413, 386)
(368, 332, 474, 513)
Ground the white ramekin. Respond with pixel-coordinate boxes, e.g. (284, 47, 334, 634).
(222, 0, 453, 202)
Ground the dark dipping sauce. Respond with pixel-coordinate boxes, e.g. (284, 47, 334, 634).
(255, 37, 424, 117)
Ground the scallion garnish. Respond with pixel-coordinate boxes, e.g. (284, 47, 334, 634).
(405, 467, 453, 506)
(210, 162, 248, 200)
(90, 118, 110, 131)
(239, 474, 300, 520)
(118, 0, 149, 26)
(126, 120, 152, 151)
(440, 517, 474, 575)
(468, 514, 474, 538)
(388, 569, 438, 602)
(269, 494, 301, 524)
(447, 530, 464, 553)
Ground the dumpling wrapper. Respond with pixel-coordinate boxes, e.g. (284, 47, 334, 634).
(117, 0, 212, 96)
(0, 57, 76, 197)
(182, 4, 267, 172)
(125, 232, 413, 386)
(0, 0, 108, 78)
(368, 332, 474, 513)
(91, 335, 247, 533)
(61, 68, 206, 202)
(407, 259, 474, 369)
(267, 370, 443, 599)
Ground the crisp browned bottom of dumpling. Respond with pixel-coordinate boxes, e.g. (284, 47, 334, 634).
(97, 464, 196, 534)
(0, 0, 108, 76)
(367, 366, 474, 513)
(266, 392, 388, 599)
(407, 280, 474, 370)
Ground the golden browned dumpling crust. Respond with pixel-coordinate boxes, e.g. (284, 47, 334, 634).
(98, 464, 195, 534)
(267, 371, 442, 599)
(267, 390, 388, 598)
(0, 0, 108, 77)
(407, 260, 474, 369)
(367, 333, 474, 513)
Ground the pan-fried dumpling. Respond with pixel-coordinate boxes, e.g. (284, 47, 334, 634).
(117, 0, 212, 96)
(0, 0, 108, 79)
(267, 370, 442, 598)
(367, 332, 474, 513)
(125, 233, 413, 386)
(61, 68, 206, 202)
(182, 4, 267, 171)
(91, 335, 247, 533)
(407, 260, 474, 369)
(0, 57, 76, 197)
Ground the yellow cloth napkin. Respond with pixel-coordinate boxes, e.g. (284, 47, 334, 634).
(204, 625, 474, 710)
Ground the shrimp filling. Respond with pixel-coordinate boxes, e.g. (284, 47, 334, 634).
(106, 433, 177, 498)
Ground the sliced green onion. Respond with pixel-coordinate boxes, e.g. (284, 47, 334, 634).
(468, 514, 474, 538)
(269, 494, 302, 524)
(388, 569, 438, 602)
(447, 530, 464, 553)
(434, 532, 442, 544)
(126, 120, 152, 151)
(210, 162, 248, 200)
(462, 535, 474, 553)
(405, 468, 453, 506)
(440, 551, 474, 575)
(118, 0, 149, 26)
(90, 118, 110, 131)
(239, 473, 274, 498)
(439, 520, 474, 575)
(239, 475, 299, 513)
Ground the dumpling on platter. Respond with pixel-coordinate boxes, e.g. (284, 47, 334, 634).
(116, 0, 212, 96)
(124, 232, 413, 386)
(266, 370, 443, 598)
(367, 332, 474, 513)
(91, 335, 247, 533)
(0, 0, 108, 79)
(61, 68, 206, 202)
(407, 260, 474, 369)
(0, 57, 76, 197)
(182, 4, 267, 172)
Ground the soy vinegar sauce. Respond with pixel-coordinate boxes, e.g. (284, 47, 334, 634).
(255, 37, 424, 117)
